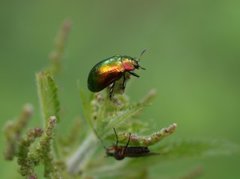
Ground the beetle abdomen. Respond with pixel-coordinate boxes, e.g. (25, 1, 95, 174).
(88, 69, 123, 92)
(125, 146, 150, 157)
(87, 56, 124, 92)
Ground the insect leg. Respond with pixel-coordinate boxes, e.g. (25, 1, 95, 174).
(109, 82, 115, 99)
(129, 71, 140, 78)
(123, 132, 131, 156)
(93, 128, 107, 149)
(122, 73, 126, 90)
(139, 65, 146, 70)
(125, 133, 131, 148)
(113, 128, 119, 146)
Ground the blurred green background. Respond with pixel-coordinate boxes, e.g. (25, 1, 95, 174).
(1, 0, 239, 178)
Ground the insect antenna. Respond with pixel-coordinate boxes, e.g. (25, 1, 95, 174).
(137, 49, 147, 62)
(93, 128, 107, 149)
(113, 128, 119, 146)
(137, 49, 147, 70)
(113, 128, 132, 157)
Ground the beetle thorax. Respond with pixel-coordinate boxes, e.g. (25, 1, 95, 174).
(106, 146, 125, 160)
(121, 58, 138, 71)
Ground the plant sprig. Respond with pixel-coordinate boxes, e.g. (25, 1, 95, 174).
(3, 19, 239, 179)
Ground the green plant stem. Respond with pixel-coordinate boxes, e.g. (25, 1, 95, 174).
(48, 19, 72, 74)
(66, 132, 98, 174)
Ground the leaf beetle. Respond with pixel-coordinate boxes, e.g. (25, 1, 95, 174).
(87, 50, 146, 98)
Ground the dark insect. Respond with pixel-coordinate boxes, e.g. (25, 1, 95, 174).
(105, 128, 151, 160)
(87, 50, 146, 98)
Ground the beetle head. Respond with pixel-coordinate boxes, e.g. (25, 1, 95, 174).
(106, 146, 125, 160)
(134, 60, 146, 70)
(105, 146, 115, 156)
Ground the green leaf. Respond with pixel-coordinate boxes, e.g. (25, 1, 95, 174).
(157, 139, 240, 159)
(101, 103, 145, 137)
(107, 139, 240, 179)
(36, 71, 60, 125)
(80, 89, 94, 129)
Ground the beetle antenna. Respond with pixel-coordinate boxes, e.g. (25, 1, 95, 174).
(93, 128, 107, 149)
(113, 128, 119, 146)
(136, 49, 147, 70)
(137, 49, 147, 62)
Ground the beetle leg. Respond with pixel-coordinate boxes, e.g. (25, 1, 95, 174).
(122, 73, 126, 90)
(129, 71, 140, 78)
(139, 65, 146, 70)
(109, 82, 115, 99)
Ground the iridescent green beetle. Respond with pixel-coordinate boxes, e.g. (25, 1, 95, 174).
(87, 50, 146, 98)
